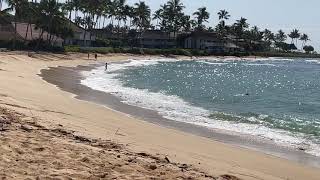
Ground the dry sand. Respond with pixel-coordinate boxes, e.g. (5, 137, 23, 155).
(0, 51, 319, 180)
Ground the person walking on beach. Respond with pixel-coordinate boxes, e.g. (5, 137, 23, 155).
(95, 54, 98, 60)
(88, 53, 90, 59)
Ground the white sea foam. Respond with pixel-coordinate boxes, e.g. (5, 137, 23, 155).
(81, 58, 320, 157)
(306, 59, 320, 64)
(199, 59, 278, 67)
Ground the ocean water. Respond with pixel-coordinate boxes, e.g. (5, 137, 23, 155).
(81, 58, 320, 157)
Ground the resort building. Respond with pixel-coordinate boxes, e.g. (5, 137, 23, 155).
(92, 29, 176, 49)
(139, 30, 176, 49)
(0, 19, 15, 42)
(183, 31, 241, 53)
(64, 22, 96, 47)
(0, 17, 63, 47)
(15, 22, 64, 47)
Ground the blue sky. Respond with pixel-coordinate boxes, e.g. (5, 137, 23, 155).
(128, 0, 320, 51)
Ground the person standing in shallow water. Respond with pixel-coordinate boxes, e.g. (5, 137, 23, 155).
(105, 62, 108, 71)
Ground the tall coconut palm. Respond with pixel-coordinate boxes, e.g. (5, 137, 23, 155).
(34, 0, 67, 49)
(181, 15, 192, 32)
(217, 9, 230, 27)
(275, 30, 287, 43)
(5, 0, 28, 49)
(288, 29, 300, 46)
(193, 7, 209, 30)
(63, 0, 73, 22)
(249, 26, 263, 41)
(122, 4, 132, 28)
(72, 0, 81, 22)
(232, 17, 249, 38)
(132, 1, 150, 48)
(166, 0, 185, 36)
(152, 8, 163, 29)
(23, 1, 37, 41)
(299, 33, 309, 48)
(262, 29, 275, 48)
(263, 29, 274, 41)
(236, 17, 249, 29)
(107, 0, 117, 27)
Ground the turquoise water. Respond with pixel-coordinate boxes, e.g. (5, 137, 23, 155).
(82, 58, 320, 156)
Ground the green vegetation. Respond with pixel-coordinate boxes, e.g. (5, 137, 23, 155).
(65, 46, 197, 56)
(0, 0, 317, 56)
(64, 45, 320, 58)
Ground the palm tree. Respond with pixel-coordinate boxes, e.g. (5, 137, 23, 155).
(249, 26, 263, 41)
(236, 17, 249, 29)
(232, 17, 249, 38)
(114, 0, 125, 29)
(34, 0, 67, 47)
(166, 0, 185, 37)
(275, 30, 287, 43)
(217, 9, 230, 27)
(181, 15, 192, 32)
(288, 29, 300, 46)
(72, 0, 82, 22)
(63, 0, 73, 22)
(132, 1, 150, 48)
(23, 1, 36, 41)
(299, 33, 309, 48)
(263, 29, 274, 41)
(5, 0, 28, 49)
(122, 4, 132, 28)
(153, 9, 163, 29)
(193, 7, 209, 30)
(107, 0, 117, 27)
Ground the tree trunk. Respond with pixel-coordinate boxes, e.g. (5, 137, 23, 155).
(83, 30, 87, 46)
(102, 17, 106, 28)
(30, 24, 33, 39)
(83, 14, 88, 46)
(35, 29, 44, 51)
(24, 23, 29, 41)
(13, 18, 17, 50)
(68, 9, 72, 29)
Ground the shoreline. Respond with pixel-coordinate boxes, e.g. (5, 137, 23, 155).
(39, 61, 320, 169)
(1, 52, 320, 179)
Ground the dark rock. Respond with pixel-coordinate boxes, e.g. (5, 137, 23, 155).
(74, 135, 91, 143)
(97, 173, 107, 178)
(34, 147, 45, 152)
(220, 174, 241, 180)
(149, 164, 157, 170)
(81, 157, 90, 163)
(138, 152, 148, 157)
(0, 117, 10, 124)
(21, 125, 33, 132)
(165, 156, 170, 163)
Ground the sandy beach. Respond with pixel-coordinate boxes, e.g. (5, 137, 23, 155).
(0, 51, 320, 180)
